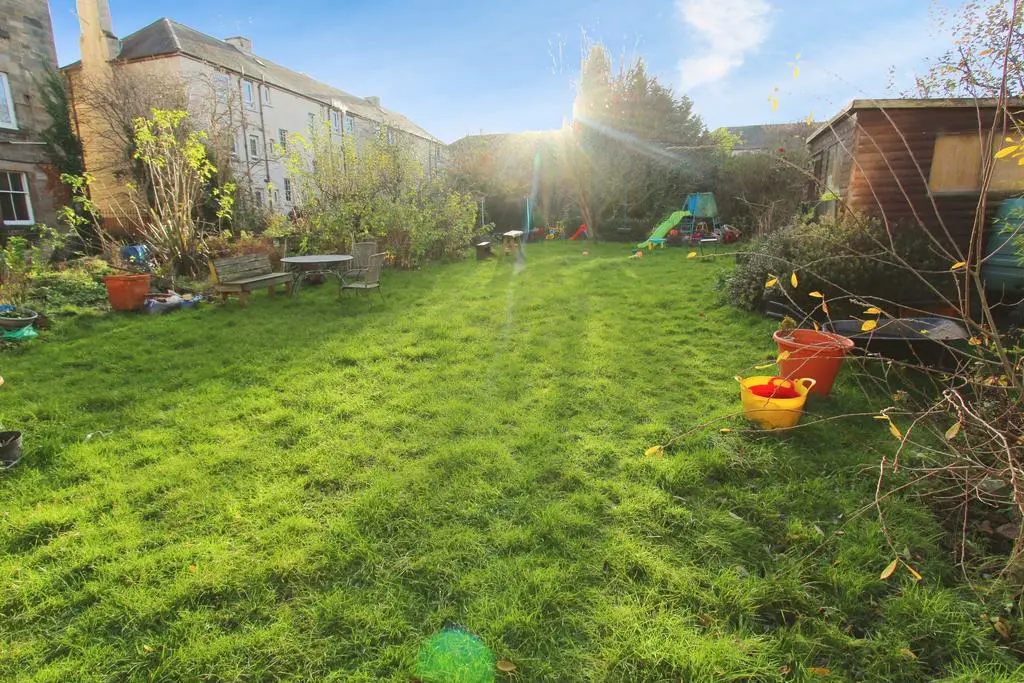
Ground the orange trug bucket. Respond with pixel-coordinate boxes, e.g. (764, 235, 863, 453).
(103, 274, 151, 311)
(774, 329, 854, 396)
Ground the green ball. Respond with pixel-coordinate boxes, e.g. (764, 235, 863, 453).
(416, 628, 495, 683)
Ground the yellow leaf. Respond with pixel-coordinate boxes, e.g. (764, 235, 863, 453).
(188, 564, 197, 573)
(808, 667, 831, 677)
(496, 659, 517, 673)
(777, 351, 791, 362)
(874, 415, 891, 420)
(771, 97, 779, 113)
(755, 363, 776, 370)
(980, 48, 995, 57)
(805, 113, 815, 126)
(719, 428, 732, 434)
(687, 251, 697, 258)
(864, 307, 882, 315)
(809, 291, 824, 298)
(945, 422, 962, 440)
(765, 277, 779, 288)
(880, 558, 899, 580)
(950, 261, 967, 271)
(821, 302, 829, 315)
(995, 145, 1019, 159)
(994, 618, 1012, 640)
(902, 561, 922, 581)
(793, 66, 800, 79)
(812, 320, 821, 331)
(790, 272, 799, 288)
(889, 420, 903, 440)
(899, 648, 918, 660)
(968, 336, 983, 346)
(861, 319, 878, 332)
(644, 445, 664, 457)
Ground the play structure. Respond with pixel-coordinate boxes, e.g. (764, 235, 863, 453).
(569, 224, 588, 240)
(636, 193, 734, 251)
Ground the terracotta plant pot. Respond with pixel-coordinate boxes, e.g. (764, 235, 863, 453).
(103, 274, 151, 311)
(773, 329, 855, 396)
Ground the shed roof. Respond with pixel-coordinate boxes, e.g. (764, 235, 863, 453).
(65, 18, 442, 144)
(807, 98, 1024, 144)
(725, 123, 813, 150)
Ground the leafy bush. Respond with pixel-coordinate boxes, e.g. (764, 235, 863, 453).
(719, 214, 953, 316)
(28, 261, 110, 313)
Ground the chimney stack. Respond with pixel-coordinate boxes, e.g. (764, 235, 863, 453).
(225, 36, 253, 53)
(77, 0, 120, 74)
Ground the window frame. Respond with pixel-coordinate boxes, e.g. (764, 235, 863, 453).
(0, 171, 35, 225)
(387, 127, 396, 145)
(261, 84, 272, 106)
(278, 128, 288, 151)
(343, 113, 355, 136)
(0, 72, 18, 130)
(284, 177, 293, 203)
(253, 189, 263, 207)
(248, 134, 260, 159)
(243, 80, 256, 109)
(331, 110, 342, 133)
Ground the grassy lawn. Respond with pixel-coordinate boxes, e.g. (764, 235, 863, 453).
(0, 242, 1020, 681)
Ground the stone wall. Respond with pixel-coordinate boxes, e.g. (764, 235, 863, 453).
(0, 0, 61, 227)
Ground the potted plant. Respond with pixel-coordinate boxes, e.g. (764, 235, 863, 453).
(59, 174, 152, 311)
(773, 316, 854, 396)
(0, 231, 54, 329)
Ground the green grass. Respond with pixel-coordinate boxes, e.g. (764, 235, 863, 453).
(0, 242, 1020, 681)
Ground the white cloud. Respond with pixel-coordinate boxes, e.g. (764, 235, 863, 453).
(677, 0, 773, 91)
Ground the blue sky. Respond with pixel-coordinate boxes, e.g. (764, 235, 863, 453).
(48, 0, 952, 143)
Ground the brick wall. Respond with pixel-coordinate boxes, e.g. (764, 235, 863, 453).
(0, 0, 60, 227)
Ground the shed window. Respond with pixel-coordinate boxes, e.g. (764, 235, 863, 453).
(930, 133, 1024, 193)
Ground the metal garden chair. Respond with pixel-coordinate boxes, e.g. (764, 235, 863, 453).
(344, 241, 378, 281)
(340, 252, 386, 302)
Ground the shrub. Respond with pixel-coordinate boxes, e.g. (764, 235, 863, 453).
(28, 262, 110, 313)
(719, 213, 953, 317)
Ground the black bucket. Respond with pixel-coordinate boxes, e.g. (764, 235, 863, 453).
(0, 431, 22, 468)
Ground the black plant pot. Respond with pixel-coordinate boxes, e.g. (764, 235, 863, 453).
(0, 430, 22, 468)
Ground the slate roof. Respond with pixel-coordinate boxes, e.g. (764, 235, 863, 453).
(65, 18, 441, 144)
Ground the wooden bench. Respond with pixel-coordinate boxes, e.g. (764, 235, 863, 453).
(208, 254, 292, 306)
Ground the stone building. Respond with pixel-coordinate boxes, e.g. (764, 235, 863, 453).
(0, 0, 60, 231)
(66, 0, 446, 226)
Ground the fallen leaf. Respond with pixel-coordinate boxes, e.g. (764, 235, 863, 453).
(950, 261, 968, 270)
(813, 524, 825, 537)
(719, 428, 732, 434)
(864, 307, 882, 315)
(809, 291, 824, 298)
(880, 558, 899, 580)
(861, 319, 878, 332)
(188, 564, 197, 573)
(496, 659, 517, 673)
(687, 251, 697, 258)
(969, 336, 983, 346)
(790, 272, 799, 288)
(945, 422, 962, 440)
(765, 277, 779, 288)
(888, 421, 903, 440)
(899, 648, 918, 660)
(644, 445, 664, 457)
(808, 667, 831, 676)
(994, 618, 1012, 640)
(902, 561, 922, 581)
(780, 664, 792, 675)
(728, 511, 743, 521)
(142, 644, 153, 653)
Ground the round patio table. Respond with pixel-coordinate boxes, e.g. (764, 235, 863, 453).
(280, 254, 354, 297)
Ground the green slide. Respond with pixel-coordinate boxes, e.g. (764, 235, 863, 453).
(637, 210, 690, 249)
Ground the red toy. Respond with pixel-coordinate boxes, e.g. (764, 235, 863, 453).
(569, 224, 588, 241)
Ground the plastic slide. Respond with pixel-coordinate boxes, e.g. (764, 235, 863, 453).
(569, 225, 588, 240)
(636, 210, 690, 249)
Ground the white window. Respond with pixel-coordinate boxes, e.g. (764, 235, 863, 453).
(273, 189, 280, 206)
(284, 178, 292, 202)
(0, 171, 34, 225)
(387, 127, 396, 145)
(278, 129, 288, 150)
(261, 85, 272, 105)
(331, 110, 342, 133)
(308, 112, 317, 129)
(213, 72, 230, 104)
(249, 134, 260, 159)
(243, 80, 255, 109)
(0, 73, 17, 130)
(253, 189, 263, 206)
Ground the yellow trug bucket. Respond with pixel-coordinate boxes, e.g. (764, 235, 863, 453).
(737, 375, 816, 430)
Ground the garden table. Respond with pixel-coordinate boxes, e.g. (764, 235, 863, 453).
(281, 254, 354, 297)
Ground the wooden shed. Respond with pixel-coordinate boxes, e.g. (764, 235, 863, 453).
(807, 98, 1024, 251)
